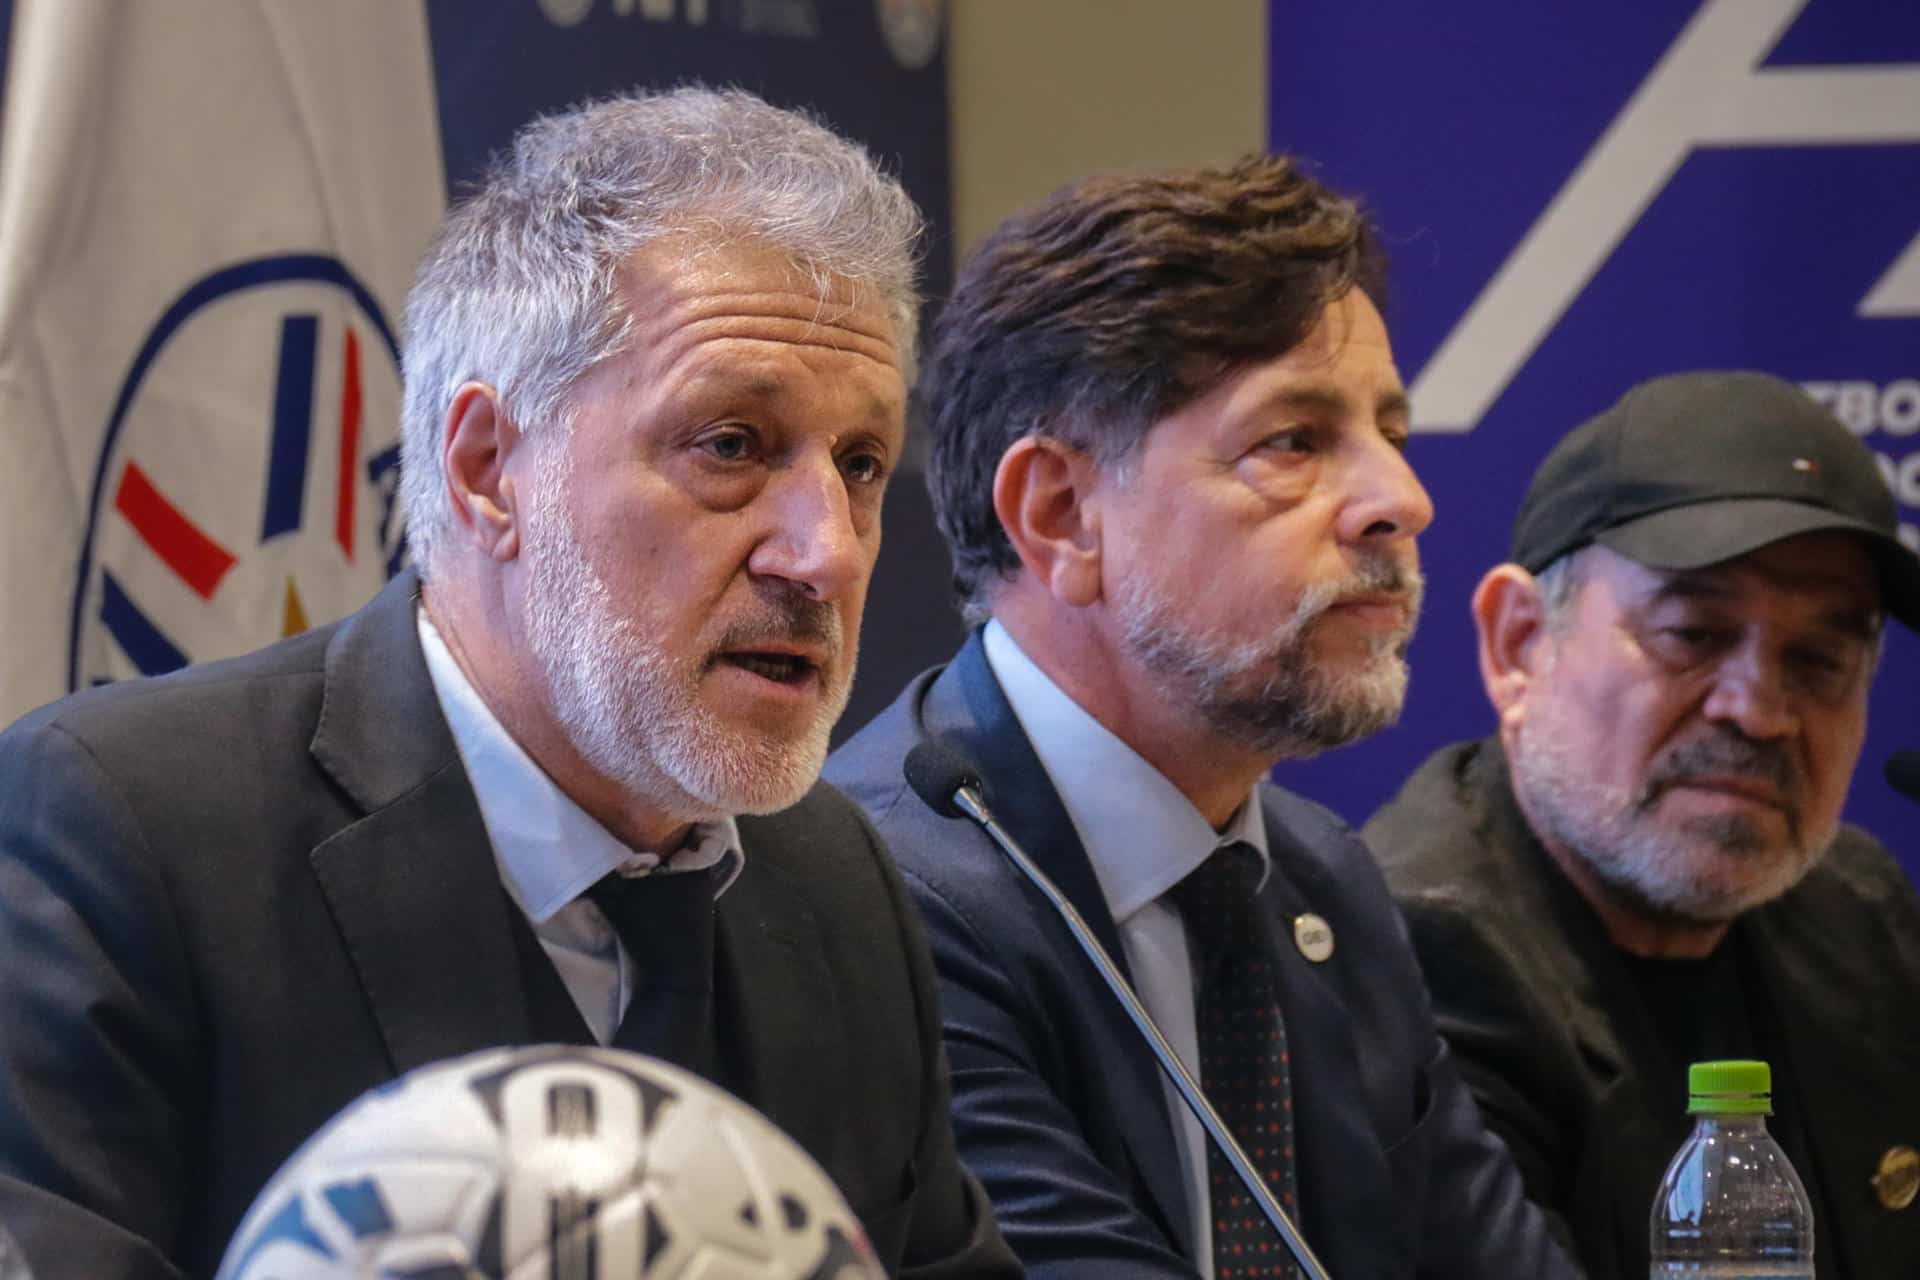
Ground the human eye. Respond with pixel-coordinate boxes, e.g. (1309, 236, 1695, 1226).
(1640, 613, 1735, 667)
(1787, 637, 1869, 698)
(694, 425, 759, 465)
(1251, 427, 1317, 458)
(840, 445, 890, 487)
(1664, 625, 1725, 650)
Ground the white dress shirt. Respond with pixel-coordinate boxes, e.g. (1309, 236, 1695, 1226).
(982, 620, 1269, 1275)
(416, 609, 742, 1046)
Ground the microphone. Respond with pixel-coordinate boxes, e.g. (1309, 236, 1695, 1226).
(1887, 750, 1920, 804)
(902, 739, 985, 820)
(903, 738, 1334, 1280)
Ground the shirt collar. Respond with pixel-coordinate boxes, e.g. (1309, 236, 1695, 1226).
(416, 607, 743, 923)
(982, 620, 1268, 923)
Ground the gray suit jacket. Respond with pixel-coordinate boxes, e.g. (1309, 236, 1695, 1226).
(0, 572, 1015, 1280)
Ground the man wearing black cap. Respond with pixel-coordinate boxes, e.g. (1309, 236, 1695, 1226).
(1367, 370, 1920, 1278)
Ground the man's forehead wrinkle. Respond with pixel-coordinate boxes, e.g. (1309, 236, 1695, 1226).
(1232, 380, 1404, 421)
(670, 359, 902, 424)
(621, 237, 895, 342)
(648, 313, 902, 387)
(680, 297, 895, 347)
(642, 271, 895, 346)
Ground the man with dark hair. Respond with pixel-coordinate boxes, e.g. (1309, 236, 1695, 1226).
(0, 88, 1016, 1280)
(827, 157, 1577, 1278)
(1367, 370, 1920, 1278)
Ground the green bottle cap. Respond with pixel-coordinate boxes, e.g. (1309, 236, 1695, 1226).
(1687, 1059, 1773, 1115)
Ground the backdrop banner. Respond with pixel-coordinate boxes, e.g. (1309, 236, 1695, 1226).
(0, 0, 952, 738)
(0, 0, 443, 716)
(1269, 0, 1920, 875)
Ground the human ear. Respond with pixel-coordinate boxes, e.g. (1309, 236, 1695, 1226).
(991, 436, 1104, 608)
(1473, 563, 1550, 733)
(442, 383, 523, 562)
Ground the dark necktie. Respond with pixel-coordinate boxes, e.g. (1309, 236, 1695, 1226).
(587, 867, 718, 1075)
(1171, 842, 1302, 1280)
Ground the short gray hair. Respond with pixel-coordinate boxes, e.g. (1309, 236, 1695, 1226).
(1533, 547, 1592, 628)
(398, 85, 925, 573)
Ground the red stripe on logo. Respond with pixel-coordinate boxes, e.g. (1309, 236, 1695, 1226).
(113, 462, 237, 600)
(336, 327, 363, 562)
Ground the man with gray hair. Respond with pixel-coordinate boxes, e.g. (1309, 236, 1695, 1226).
(1367, 371, 1920, 1277)
(0, 87, 1016, 1279)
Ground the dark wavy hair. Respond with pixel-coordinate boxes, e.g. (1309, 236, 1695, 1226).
(921, 154, 1386, 618)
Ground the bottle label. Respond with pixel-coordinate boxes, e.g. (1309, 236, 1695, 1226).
(1650, 1267, 1813, 1278)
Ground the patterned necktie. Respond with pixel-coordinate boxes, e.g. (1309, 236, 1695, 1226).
(1171, 841, 1302, 1280)
(586, 867, 718, 1075)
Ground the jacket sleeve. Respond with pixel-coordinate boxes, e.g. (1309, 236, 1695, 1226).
(899, 866, 1200, 1280)
(0, 718, 197, 1280)
(1301, 814, 1586, 1280)
(853, 817, 1024, 1280)
(1393, 896, 1588, 1274)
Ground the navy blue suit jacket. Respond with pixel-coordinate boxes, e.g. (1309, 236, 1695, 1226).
(826, 633, 1579, 1278)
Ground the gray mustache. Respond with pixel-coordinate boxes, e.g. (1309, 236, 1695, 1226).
(1645, 728, 1796, 802)
(715, 597, 840, 654)
(1296, 555, 1424, 621)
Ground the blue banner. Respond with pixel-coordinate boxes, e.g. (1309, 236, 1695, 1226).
(0, 2, 12, 126)
(426, 0, 952, 287)
(1268, 0, 1920, 873)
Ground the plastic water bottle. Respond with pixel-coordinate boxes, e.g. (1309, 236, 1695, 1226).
(1650, 1060, 1814, 1278)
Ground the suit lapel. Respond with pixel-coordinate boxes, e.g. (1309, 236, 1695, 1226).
(306, 573, 536, 1074)
(921, 632, 1194, 1253)
(926, 635, 1135, 970)
(710, 835, 844, 1166)
(1469, 745, 1681, 1267)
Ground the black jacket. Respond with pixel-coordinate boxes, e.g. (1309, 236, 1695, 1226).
(0, 572, 1015, 1280)
(1368, 737, 1920, 1278)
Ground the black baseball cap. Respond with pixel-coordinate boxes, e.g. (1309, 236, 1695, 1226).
(1510, 370, 1920, 631)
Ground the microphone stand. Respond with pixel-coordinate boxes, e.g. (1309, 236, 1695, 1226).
(950, 783, 1335, 1280)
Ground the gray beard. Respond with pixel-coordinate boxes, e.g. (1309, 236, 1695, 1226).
(1114, 554, 1421, 761)
(1509, 699, 1832, 926)
(518, 445, 846, 821)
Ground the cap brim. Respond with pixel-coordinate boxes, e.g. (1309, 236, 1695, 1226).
(1597, 498, 1920, 632)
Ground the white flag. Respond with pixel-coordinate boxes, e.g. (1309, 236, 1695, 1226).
(0, 0, 445, 722)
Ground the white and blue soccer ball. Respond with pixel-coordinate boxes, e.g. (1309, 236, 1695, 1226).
(216, 1045, 883, 1280)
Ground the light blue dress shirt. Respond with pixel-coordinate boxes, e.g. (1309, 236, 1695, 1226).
(416, 608, 741, 1046)
(982, 619, 1269, 1276)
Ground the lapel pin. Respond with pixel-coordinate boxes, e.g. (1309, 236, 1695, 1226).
(1873, 1145, 1919, 1212)
(1292, 913, 1334, 963)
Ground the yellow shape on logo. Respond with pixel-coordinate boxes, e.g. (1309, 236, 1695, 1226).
(283, 577, 309, 638)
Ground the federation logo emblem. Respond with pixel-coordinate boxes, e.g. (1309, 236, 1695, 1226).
(69, 255, 408, 691)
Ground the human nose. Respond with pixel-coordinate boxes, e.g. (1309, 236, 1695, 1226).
(745, 451, 867, 601)
(1337, 434, 1434, 546)
(1701, 637, 1798, 741)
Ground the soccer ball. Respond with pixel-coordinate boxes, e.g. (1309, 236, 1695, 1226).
(216, 1045, 884, 1280)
